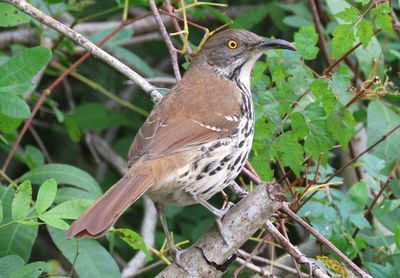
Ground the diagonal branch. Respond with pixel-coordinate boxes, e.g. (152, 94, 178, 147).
(282, 203, 372, 278)
(156, 183, 284, 277)
(6, 0, 160, 99)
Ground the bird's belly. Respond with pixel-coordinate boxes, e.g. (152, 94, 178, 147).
(148, 124, 254, 206)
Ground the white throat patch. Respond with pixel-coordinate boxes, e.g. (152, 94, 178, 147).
(238, 54, 262, 92)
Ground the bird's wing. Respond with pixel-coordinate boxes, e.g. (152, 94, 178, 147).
(128, 72, 243, 165)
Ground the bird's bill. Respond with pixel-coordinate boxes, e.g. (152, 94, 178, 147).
(258, 38, 296, 51)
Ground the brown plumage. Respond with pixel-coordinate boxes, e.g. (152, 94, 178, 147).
(66, 29, 295, 247)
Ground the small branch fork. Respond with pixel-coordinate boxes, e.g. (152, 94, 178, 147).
(149, 0, 182, 81)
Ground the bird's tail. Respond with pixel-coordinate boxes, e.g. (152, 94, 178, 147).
(66, 168, 154, 239)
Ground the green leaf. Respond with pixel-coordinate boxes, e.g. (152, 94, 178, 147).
(0, 82, 34, 96)
(272, 132, 304, 175)
(356, 18, 374, 48)
(0, 3, 30, 27)
(0, 46, 51, 87)
(371, 3, 393, 34)
(112, 228, 152, 261)
(19, 163, 102, 200)
(40, 199, 92, 219)
(327, 105, 356, 148)
(0, 200, 3, 224)
(68, 103, 139, 131)
(10, 261, 51, 278)
(294, 26, 319, 60)
(350, 213, 371, 229)
(0, 255, 25, 277)
(48, 226, 121, 277)
(332, 24, 355, 58)
(63, 116, 82, 142)
(310, 79, 336, 113)
(36, 179, 57, 215)
(0, 186, 38, 262)
(290, 112, 308, 139)
(12, 180, 32, 220)
(0, 113, 22, 133)
(394, 224, 400, 249)
(304, 120, 332, 163)
(39, 214, 69, 230)
(0, 94, 30, 119)
(335, 7, 360, 22)
(348, 182, 369, 209)
(232, 4, 271, 30)
(367, 101, 400, 162)
(111, 47, 154, 77)
(23, 145, 45, 170)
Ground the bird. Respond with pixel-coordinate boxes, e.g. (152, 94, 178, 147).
(66, 29, 295, 261)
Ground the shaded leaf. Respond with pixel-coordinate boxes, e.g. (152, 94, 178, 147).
(10, 261, 51, 278)
(20, 164, 102, 200)
(48, 226, 121, 278)
(367, 101, 400, 162)
(327, 105, 356, 148)
(0, 255, 25, 277)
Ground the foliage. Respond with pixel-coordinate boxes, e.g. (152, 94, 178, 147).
(0, 0, 399, 277)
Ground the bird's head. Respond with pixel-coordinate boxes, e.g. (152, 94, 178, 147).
(193, 29, 295, 89)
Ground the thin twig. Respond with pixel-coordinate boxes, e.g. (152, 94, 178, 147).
(282, 203, 372, 278)
(264, 220, 330, 278)
(149, 0, 182, 80)
(235, 257, 277, 278)
(6, 1, 158, 96)
(324, 29, 381, 75)
(28, 125, 52, 164)
(278, 218, 303, 278)
(307, 0, 331, 66)
(353, 159, 400, 237)
(299, 123, 400, 209)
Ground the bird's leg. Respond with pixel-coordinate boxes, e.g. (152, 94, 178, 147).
(229, 182, 248, 200)
(155, 204, 183, 265)
(220, 189, 229, 210)
(191, 194, 233, 245)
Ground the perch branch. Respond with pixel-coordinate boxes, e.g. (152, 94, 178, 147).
(156, 183, 284, 277)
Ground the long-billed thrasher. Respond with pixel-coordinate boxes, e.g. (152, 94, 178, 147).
(66, 29, 295, 261)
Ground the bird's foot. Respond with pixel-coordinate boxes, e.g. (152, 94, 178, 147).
(229, 182, 248, 200)
(213, 202, 235, 246)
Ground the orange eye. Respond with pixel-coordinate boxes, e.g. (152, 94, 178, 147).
(227, 40, 238, 49)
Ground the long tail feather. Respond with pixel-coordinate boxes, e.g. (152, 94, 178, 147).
(66, 169, 154, 239)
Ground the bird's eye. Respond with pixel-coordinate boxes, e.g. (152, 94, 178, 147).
(227, 39, 239, 50)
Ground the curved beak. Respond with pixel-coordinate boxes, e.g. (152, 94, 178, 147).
(258, 38, 296, 51)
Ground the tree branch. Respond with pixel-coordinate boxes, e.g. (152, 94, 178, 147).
(149, 0, 181, 81)
(156, 183, 284, 277)
(282, 203, 372, 278)
(6, 0, 160, 99)
(264, 220, 330, 278)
